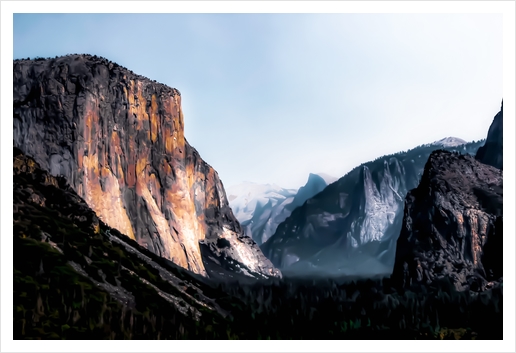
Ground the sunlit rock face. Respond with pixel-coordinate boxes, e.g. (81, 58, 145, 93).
(476, 102, 503, 170)
(13, 54, 280, 279)
(392, 150, 503, 291)
(261, 140, 484, 277)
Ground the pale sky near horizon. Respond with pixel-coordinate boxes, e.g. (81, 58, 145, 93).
(13, 13, 503, 189)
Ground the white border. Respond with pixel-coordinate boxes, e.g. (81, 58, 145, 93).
(2, 1, 514, 352)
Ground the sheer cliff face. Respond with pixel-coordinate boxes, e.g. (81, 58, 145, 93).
(476, 103, 503, 170)
(13, 55, 279, 278)
(392, 151, 503, 291)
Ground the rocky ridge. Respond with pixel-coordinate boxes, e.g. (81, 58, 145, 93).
(261, 140, 484, 277)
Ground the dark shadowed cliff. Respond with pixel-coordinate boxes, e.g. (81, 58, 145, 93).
(13, 54, 279, 279)
(392, 150, 503, 291)
(476, 102, 503, 170)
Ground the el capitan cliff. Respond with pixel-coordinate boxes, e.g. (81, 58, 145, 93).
(13, 54, 279, 279)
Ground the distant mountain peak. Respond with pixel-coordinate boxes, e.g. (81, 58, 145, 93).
(312, 172, 338, 185)
(431, 137, 467, 147)
(227, 173, 338, 246)
(306, 173, 323, 183)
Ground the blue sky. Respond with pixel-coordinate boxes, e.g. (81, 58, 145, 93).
(13, 13, 503, 189)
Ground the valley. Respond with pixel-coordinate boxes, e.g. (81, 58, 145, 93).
(11, 54, 504, 341)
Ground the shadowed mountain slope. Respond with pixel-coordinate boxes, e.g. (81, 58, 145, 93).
(261, 139, 484, 277)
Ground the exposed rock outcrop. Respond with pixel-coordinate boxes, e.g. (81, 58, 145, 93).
(476, 102, 503, 170)
(392, 150, 503, 291)
(13, 54, 280, 279)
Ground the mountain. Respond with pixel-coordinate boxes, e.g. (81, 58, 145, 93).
(429, 137, 467, 148)
(476, 102, 503, 169)
(13, 54, 279, 279)
(13, 147, 238, 339)
(391, 150, 503, 292)
(227, 173, 336, 245)
(11, 59, 503, 339)
(261, 139, 485, 277)
(287, 173, 336, 212)
(13, 148, 502, 340)
(393, 106, 504, 292)
(226, 182, 297, 246)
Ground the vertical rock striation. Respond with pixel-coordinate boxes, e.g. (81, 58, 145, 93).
(13, 54, 279, 278)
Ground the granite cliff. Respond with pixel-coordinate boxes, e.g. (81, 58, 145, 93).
(13, 54, 279, 279)
(392, 150, 503, 291)
(392, 106, 504, 291)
